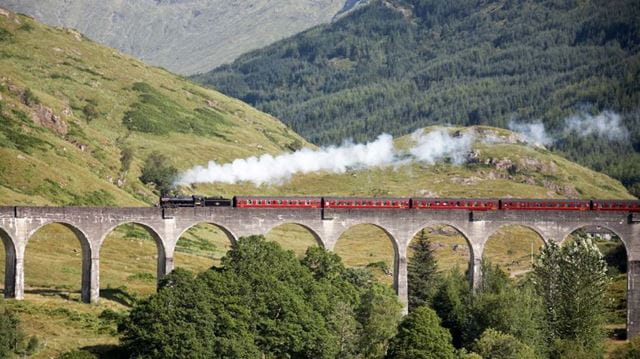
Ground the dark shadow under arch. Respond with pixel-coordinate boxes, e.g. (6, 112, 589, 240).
(26, 222, 92, 302)
(175, 222, 237, 272)
(265, 223, 324, 258)
(0, 228, 16, 297)
(334, 223, 399, 289)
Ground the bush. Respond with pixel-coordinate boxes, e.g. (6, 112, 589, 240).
(22, 88, 39, 106)
(0, 303, 24, 357)
(120, 147, 134, 173)
(139, 152, 177, 195)
(82, 104, 99, 122)
(472, 329, 536, 359)
(386, 306, 456, 359)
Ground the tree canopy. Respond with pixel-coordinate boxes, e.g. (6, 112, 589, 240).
(119, 235, 403, 358)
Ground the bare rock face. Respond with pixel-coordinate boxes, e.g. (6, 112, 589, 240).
(31, 104, 68, 135)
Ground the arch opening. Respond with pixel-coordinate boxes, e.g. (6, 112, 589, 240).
(25, 222, 90, 301)
(334, 224, 397, 287)
(265, 223, 322, 258)
(0, 228, 12, 295)
(175, 223, 236, 272)
(408, 224, 472, 274)
(483, 225, 545, 279)
(100, 223, 165, 300)
(565, 225, 627, 341)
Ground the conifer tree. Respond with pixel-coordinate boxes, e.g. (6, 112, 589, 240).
(408, 229, 440, 311)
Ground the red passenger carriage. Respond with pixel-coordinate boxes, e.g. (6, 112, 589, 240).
(500, 199, 590, 211)
(234, 196, 322, 208)
(592, 200, 640, 212)
(411, 198, 499, 210)
(323, 197, 410, 209)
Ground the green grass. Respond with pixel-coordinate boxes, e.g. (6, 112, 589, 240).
(0, 10, 308, 207)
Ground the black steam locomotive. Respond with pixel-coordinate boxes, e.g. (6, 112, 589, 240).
(159, 196, 232, 208)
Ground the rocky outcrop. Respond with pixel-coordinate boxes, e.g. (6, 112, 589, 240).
(31, 104, 68, 135)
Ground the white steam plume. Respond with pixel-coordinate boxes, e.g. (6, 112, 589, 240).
(564, 111, 629, 140)
(174, 129, 474, 186)
(410, 129, 474, 164)
(508, 110, 628, 146)
(508, 120, 553, 146)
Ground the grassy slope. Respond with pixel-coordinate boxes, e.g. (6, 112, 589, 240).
(0, 10, 307, 206)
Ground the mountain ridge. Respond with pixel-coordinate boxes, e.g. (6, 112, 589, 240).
(0, 0, 359, 75)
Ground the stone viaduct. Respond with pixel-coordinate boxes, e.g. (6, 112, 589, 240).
(1, 206, 639, 336)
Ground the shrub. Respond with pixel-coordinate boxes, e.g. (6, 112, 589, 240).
(139, 152, 177, 195)
(386, 306, 456, 359)
(82, 104, 99, 122)
(472, 329, 536, 359)
(0, 303, 24, 357)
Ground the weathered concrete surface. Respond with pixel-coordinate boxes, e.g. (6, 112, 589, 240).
(0, 206, 638, 336)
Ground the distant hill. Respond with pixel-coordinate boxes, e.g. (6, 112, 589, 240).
(194, 0, 640, 195)
(0, 0, 358, 75)
(0, 8, 307, 206)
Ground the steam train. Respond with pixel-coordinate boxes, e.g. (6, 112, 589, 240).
(160, 196, 640, 212)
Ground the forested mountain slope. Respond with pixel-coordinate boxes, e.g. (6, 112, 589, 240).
(195, 0, 640, 195)
(0, 0, 360, 74)
(0, 9, 307, 206)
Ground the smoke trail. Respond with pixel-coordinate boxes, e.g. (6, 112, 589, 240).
(564, 111, 629, 140)
(410, 129, 474, 164)
(508, 111, 628, 147)
(174, 129, 474, 186)
(508, 120, 553, 146)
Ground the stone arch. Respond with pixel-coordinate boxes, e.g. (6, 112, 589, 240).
(485, 224, 548, 246)
(176, 222, 238, 245)
(26, 221, 93, 302)
(28, 221, 92, 253)
(174, 222, 238, 271)
(333, 223, 400, 289)
(0, 227, 16, 297)
(483, 224, 547, 277)
(264, 222, 325, 251)
(407, 223, 473, 273)
(99, 221, 167, 287)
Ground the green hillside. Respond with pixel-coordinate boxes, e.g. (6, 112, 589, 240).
(195, 0, 640, 195)
(0, 9, 307, 206)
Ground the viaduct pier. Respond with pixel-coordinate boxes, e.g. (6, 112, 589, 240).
(1, 206, 639, 336)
